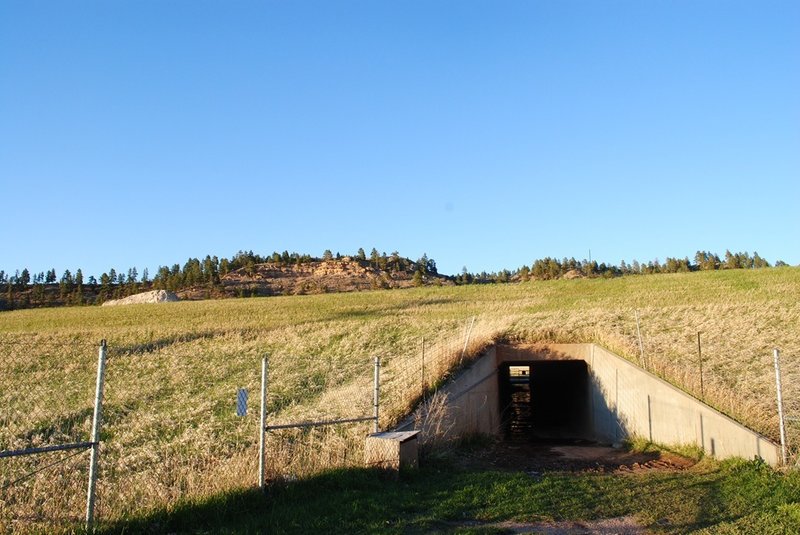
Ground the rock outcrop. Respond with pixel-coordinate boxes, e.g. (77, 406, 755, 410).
(102, 290, 180, 306)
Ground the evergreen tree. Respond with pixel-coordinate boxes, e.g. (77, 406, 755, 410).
(219, 258, 230, 276)
(389, 251, 400, 271)
(724, 250, 736, 269)
(426, 256, 437, 275)
(417, 254, 429, 275)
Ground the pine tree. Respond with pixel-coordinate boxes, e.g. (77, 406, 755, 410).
(417, 254, 429, 275)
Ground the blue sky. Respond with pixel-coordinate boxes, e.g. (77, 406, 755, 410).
(1, 1, 798, 278)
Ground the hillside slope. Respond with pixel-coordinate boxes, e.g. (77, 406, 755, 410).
(205, 258, 451, 298)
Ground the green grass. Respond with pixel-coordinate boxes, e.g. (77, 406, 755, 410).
(2, 267, 799, 530)
(98, 455, 800, 534)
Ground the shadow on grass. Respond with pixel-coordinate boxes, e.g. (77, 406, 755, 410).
(97, 457, 800, 535)
(98, 467, 419, 535)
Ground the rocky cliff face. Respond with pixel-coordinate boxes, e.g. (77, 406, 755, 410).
(210, 258, 450, 298)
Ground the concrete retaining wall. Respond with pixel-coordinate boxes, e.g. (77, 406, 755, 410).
(397, 346, 500, 440)
(581, 343, 781, 465)
(405, 343, 782, 466)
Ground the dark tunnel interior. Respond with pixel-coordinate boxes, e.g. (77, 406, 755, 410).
(499, 360, 591, 441)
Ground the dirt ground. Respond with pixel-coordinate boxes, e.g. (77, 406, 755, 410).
(455, 438, 696, 475)
(451, 517, 647, 534)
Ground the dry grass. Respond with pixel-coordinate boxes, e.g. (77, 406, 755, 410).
(1, 267, 798, 531)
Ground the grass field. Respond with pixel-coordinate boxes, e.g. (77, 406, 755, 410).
(1, 267, 799, 531)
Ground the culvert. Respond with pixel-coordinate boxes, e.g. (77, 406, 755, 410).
(402, 343, 782, 466)
(499, 360, 591, 441)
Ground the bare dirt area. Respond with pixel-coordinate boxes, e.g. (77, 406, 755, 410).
(450, 516, 646, 534)
(455, 438, 696, 475)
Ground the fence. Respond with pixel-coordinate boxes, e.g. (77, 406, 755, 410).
(774, 349, 800, 466)
(257, 355, 379, 485)
(0, 338, 106, 533)
(255, 317, 493, 483)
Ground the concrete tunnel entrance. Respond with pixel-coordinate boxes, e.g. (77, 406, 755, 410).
(499, 360, 591, 441)
(399, 344, 782, 466)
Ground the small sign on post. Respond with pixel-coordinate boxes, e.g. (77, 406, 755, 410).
(237, 388, 248, 417)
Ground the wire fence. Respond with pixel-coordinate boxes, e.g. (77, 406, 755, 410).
(774, 349, 800, 466)
(0, 336, 100, 533)
(259, 317, 498, 482)
(259, 353, 377, 483)
(93, 335, 264, 527)
(0, 316, 500, 533)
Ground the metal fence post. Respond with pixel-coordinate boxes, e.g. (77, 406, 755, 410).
(635, 310, 646, 369)
(373, 357, 380, 434)
(421, 337, 426, 400)
(697, 332, 704, 398)
(259, 355, 268, 489)
(86, 339, 108, 531)
(774, 348, 788, 465)
(461, 316, 475, 364)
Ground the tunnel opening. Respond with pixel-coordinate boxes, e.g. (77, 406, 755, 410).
(499, 360, 591, 441)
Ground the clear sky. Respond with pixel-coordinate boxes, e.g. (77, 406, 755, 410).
(1, 1, 798, 278)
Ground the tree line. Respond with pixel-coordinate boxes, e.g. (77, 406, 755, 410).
(0, 248, 790, 309)
(0, 248, 439, 309)
(454, 250, 787, 285)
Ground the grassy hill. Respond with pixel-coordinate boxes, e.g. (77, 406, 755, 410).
(1, 267, 798, 531)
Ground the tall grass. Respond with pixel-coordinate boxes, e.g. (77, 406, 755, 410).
(1, 267, 798, 531)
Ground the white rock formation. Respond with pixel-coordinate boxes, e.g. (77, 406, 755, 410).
(101, 290, 180, 306)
